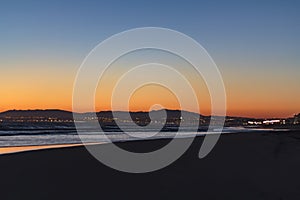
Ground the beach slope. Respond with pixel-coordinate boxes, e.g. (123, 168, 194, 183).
(0, 131, 299, 200)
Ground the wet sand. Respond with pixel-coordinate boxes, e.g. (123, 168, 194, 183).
(0, 131, 299, 199)
(0, 143, 84, 154)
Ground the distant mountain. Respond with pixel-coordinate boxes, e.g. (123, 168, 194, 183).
(0, 109, 206, 123)
(0, 109, 298, 127)
(0, 109, 74, 120)
(95, 109, 203, 120)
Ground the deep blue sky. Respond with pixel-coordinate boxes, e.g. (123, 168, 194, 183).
(1, 0, 299, 64)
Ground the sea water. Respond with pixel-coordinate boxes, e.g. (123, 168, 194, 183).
(0, 122, 277, 147)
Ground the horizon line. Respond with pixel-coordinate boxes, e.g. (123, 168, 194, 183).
(0, 108, 298, 119)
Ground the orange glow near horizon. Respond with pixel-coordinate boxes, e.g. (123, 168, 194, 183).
(1, 59, 299, 118)
(128, 85, 181, 112)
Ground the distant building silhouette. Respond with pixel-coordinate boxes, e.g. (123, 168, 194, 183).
(294, 113, 300, 124)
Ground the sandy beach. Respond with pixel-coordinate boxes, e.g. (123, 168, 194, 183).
(0, 131, 299, 200)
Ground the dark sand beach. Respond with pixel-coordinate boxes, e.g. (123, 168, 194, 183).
(0, 131, 299, 200)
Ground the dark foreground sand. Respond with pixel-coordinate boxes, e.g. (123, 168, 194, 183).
(0, 131, 299, 200)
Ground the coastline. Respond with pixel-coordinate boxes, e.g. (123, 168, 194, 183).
(0, 128, 294, 155)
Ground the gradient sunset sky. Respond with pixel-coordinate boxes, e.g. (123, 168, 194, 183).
(1, 0, 299, 118)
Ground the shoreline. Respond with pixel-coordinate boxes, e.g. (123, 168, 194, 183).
(0, 129, 295, 155)
(0, 143, 85, 155)
(0, 142, 107, 155)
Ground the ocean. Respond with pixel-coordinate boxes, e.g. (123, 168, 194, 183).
(0, 121, 281, 147)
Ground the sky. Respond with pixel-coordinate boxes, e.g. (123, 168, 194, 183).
(0, 0, 299, 118)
